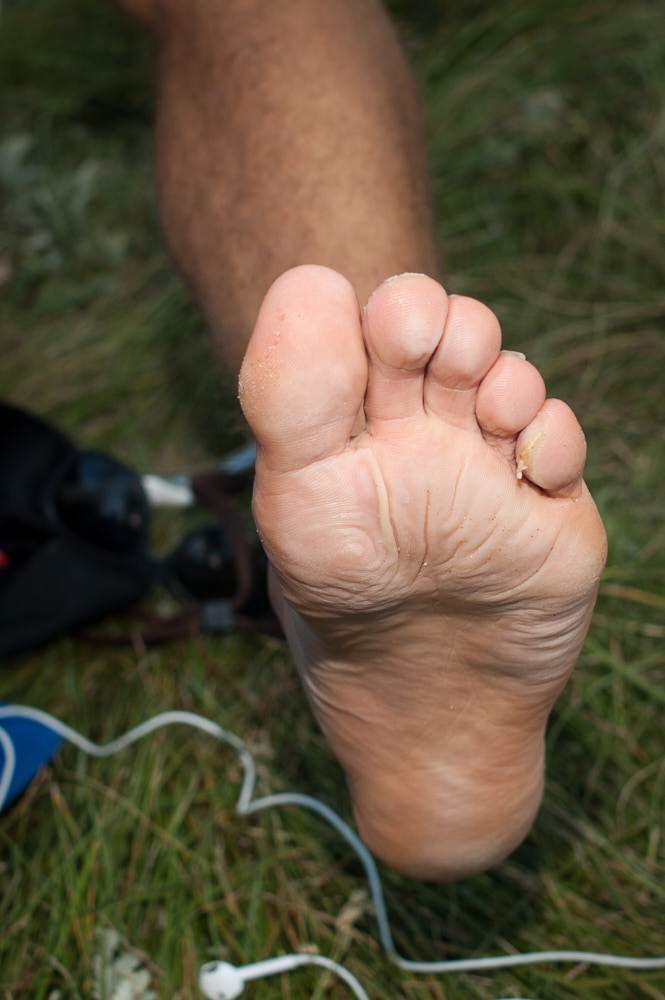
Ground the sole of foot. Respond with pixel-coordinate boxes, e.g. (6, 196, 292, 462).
(239, 266, 607, 881)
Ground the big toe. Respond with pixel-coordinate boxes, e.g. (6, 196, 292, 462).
(239, 266, 368, 472)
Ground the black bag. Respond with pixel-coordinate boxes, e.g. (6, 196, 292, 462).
(0, 403, 155, 657)
(0, 403, 278, 659)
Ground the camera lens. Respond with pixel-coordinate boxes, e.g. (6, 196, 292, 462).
(165, 523, 236, 601)
(55, 451, 150, 553)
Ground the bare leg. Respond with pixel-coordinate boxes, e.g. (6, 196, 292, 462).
(115, 0, 607, 880)
(115, 0, 438, 374)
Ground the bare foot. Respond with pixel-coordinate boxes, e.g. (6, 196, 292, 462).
(238, 266, 607, 881)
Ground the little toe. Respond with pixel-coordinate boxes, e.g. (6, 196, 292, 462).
(362, 273, 449, 425)
(515, 398, 588, 498)
(423, 294, 503, 428)
(239, 265, 367, 472)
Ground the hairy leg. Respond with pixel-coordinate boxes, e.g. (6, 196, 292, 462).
(114, 0, 606, 879)
(114, 0, 438, 373)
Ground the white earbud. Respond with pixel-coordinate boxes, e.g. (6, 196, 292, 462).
(199, 961, 244, 999)
(198, 956, 311, 999)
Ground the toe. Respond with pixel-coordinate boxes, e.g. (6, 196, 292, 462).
(423, 294, 503, 428)
(515, 398, 588, 498)
(238, 265, 367, 472)
(362, 273, 449, 425)
(475, 351, 547, 439)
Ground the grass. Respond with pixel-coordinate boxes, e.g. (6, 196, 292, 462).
(1, 0, 664, 998)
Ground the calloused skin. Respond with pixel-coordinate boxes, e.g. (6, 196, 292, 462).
(240, 265, 607, 881)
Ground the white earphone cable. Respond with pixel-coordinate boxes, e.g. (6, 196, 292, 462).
(1, 705, 664, 997)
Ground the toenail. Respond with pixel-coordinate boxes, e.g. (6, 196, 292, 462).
(386, 271, 428, 282)
(501, 350, 527, 361)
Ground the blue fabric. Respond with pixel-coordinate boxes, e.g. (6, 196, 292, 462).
(0, 702, 62, 810)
